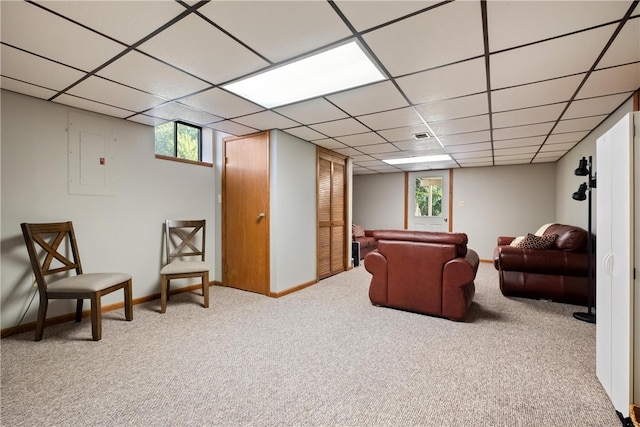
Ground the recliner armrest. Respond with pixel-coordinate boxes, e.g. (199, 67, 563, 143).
(364, 251, 388, 306)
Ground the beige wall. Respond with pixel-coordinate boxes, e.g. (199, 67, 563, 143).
(1, 90, 216, 328)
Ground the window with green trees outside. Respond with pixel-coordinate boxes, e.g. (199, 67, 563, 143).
(415, 177, 442, 217)
(155, 121, 202, 162)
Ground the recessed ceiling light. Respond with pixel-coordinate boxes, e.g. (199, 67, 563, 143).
(223, 41, 385, 108)
(383, 154, 452, 165)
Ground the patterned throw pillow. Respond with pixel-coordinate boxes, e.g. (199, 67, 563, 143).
(513, 233, 558, 250)
(352, 224, 365, 238)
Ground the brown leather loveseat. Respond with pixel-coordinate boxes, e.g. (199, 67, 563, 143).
(493, 223, 589, 305)
(364, 230, 479, 321)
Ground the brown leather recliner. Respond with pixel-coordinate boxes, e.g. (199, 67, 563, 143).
(493, 223, 589, 306)
(364, 230, 479, 321)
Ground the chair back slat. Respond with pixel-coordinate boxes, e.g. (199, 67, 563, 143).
(21, 221, 83, 291)
(165, 220, 206, 263)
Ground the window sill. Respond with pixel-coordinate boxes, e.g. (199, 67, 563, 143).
(155, 154, 213, 168)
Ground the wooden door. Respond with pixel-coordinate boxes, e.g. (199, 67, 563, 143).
(318, 148, 346, 279)
(222, 132, 270, 295)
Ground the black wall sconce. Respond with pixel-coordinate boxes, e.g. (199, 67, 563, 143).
(572, 156, 596, 324)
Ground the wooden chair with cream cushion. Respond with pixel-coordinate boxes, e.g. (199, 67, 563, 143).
(160, 220, 210, 313)
(20, 221, 133, 341)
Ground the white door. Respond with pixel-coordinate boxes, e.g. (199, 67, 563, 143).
(407, 170, 449, 231)
(596, 113, 634, 417)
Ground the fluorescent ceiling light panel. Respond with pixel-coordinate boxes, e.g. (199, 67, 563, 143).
(384, 154, 452, 165)
(223, 41, 385, 108)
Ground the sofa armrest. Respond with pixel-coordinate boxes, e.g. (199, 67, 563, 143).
(497, 236, 515, 246)
(364, 251, 388, 306)
(495, 246, 588, 276)
(365, 229, 375, 237)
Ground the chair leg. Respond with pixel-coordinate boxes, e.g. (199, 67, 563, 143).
(160, 275, 168, 313)
(124, 280, 133, 321)
(202, 271, 210, 309)
(35, 296, 48, 341)
(75, 299, 83, 322)
(91, 294, 101, 341)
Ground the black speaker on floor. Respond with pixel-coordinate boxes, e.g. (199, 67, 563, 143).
(352, 241, 361, 267)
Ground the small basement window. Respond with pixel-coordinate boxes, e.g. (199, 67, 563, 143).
(155, 121, 202, 162)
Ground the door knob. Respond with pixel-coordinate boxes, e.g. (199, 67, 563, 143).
(257, 212, 266, 220)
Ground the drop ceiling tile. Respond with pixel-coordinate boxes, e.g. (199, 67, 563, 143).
(145, 102, 222, 125)
(491, 74, 584, 112)
(1, 77, 57, 100)
(494, 146, 540, 157)
(417, 93, 489, 123)
(179, 88, 264, 118)
(457, 159, 493, 167)
(492, 104, 566, 128)
(335, 132, 386, 147)
(364, 1, 484, 76)
(326, 81, 409, 116)
(97, 51, 210, 100)
(554, 115, 608, 133)
(494, 157, 531, 165)
(564, 93, 631, 120)
(451, 150, 493, 160)
(275, 98, 348, 124)
(127, 114, 166, 127)
(1, 1, 124, 71)
(334, 1, 439, 32)
(534, 152, 564, 161)
(283, 127, 326, 142)
(137, 14, 269, 84)
(357, 144, 400, 155)
(396, 58, 487, 104)
(439, 131, 491, 146)
(493, 136, 545, 149)
(490, 24, 617, 89)
(429, 115, 490, 136)
(358, 107, 422, 131)
(493, 122, 554, 140)
(393, 138, 443, 152)
(54, 94, 133, 118)
(351, 154, 377, 162)
(199, 1, 351, 62)
(34, 0, 187, 45)
(310, 118, 370, 137)
(1, 45, 86, 92)
(208, 120, 258, 136)
(539, 141, 577, 152)
(313, 138, 348, 150)
(577, 62, 640, 98)
(487, 1, 630, 52)
(68, 76, 166, 112)
(355, 161, 392, 170)
(377, 125, 431, 143)
(233, 111, 299, 130)
(446, 142, 493, 153)
(546, 131, 589, 144)
(333, 147, 363, 157)
(599, 17, 640, 68)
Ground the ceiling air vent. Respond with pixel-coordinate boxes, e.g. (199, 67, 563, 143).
(412, 132, 432, 140)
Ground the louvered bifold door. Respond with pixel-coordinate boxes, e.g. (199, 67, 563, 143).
(317, 148, 346, 279)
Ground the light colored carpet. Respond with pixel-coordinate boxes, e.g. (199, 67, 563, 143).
(1, 263, 620, 426)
